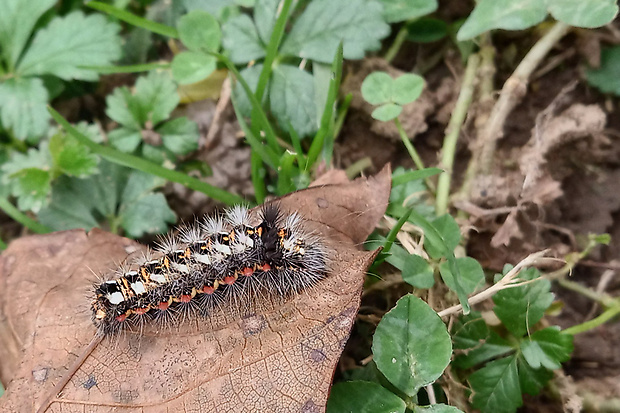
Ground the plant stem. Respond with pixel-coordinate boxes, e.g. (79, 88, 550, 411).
(562, 304, 620, 336)
(394, 118, 424, 170)
(476, 22, 569, 175)
(385, 24, 409, 63)
(435, 53, 479, 215)
(0, 197, 50, 234)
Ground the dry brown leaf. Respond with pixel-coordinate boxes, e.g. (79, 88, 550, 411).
(0, 166, 391, 413)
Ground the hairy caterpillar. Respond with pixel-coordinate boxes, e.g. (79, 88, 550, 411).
(91, 204, 328, 335)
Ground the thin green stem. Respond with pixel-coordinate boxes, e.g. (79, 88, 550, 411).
(562, 304, 620, 336)
(87, 1, 179, 38)
(394, 118, 424, 170)
(384, 24, 409, 63)
(251, 151, 266, 204)
(435, 53, 480, 215)
(0, 197, 50, 234)
(79, 62, 170, 74)
(49, 108, 244, 205)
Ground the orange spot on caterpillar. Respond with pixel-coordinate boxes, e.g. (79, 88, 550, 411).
(261, 263, 272, 271)
(134, 307, 148, 315)
(223, 275, 237, 285)
(115, 313, 127, 322)
(242, 267, 254, 277)
(158, 301, 170, 310)
(180, 294, 192, 303)
(202, 285, 215, 294)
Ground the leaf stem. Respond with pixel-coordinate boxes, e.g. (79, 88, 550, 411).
(562, 304, 620, 336)
(435, 53, 479, 215)
(394, 118, 424, 170)
(48, 108, 244, 205)
(0, 197, 51, 234)
(384, 24, 409, 63)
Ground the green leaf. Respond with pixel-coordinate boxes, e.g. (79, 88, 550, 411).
(402, 254, 435, 289)
(547, 0, 617, 28)
(49, 133, 99, 178)
(17, 11, 122, 81)
(157, 117, 200, 155)
(392, 74, 425, 105)
(281, 0, 390, 63)
(135, 71, 180, 125)
(469, 356, 522, 413)
(493, 268, 553, 337)
(452, 312, 514, 369)
(456, 0, 547, 41)
(326, 381, 406, 413)
(406, 18, 448, 43)
(178, 10, 221, 52)
(380, 0, 438, 23)
(521, 327, 573, 370)
(586, 47, 620, 95)
(119, 171, 176, 237)
(362, 72, 393, 105)
(372, 294, 452, 396)
(0, 77, 49, 139)
(10, 168, 52, 212)
(517, 356, 553, 396)
(222, 14, 265, 64)
(231, 64, 264, 117)
(0, 0, 55, 69)
(38, 161, 176, 237)
(392, 167, 443, 186)
(106, 72, 180, 128)
(423, 214, 461, 259)
(414, 405, 464, 413)
(270, 64, 317, 137)
(171, 51, 218, 85)
(255, 0, 280, 44)
(108, 128, 143, 153)
(372, 103, 402, 121)
(439, 257, 485, 295)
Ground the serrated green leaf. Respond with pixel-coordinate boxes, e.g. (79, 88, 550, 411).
(255, 0, 279, 44)
(0, 77, 49, 140)
(521, 327, 573, 370)
(402, 254, 435, 288)
(106, 87, 142, 130)
(452, 312, 514, 369)
(17, 11, 122, 80)
(281, 0, 390, 63)
(222, 14, 265, 64)
(392, 74, 425, 105)
(326, 381, 406, 413)
(547, 0, 617, 28)
(0, 0, 55, 69)
(178, 10, 221, 52)
(108, 128, 143, 153)
(135, 72, 180, 125)
(121, 193, 176, 237)
(49, 133, 99, 178)
(457, 0, 547, 41)
(440, 256, 485, 295)
(373, 294, 452, 396)
(493, 268, 553, 337)
(158, 117, 200, 155)
(517, 356, 553, 396)
(469, 356, 522, 413)
(362, 71, 393, 105)
(270, 64, 317, 137)
(1, 143, 51, 176)
(381, 0, 438, 23)
(171, 51, 218, 85)
(372, 103, 402, 121)
(10, 168, 51, 212)
(586, 47, 620, 95)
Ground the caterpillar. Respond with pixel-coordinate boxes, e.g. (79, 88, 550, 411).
(91, 203, 328, 335)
